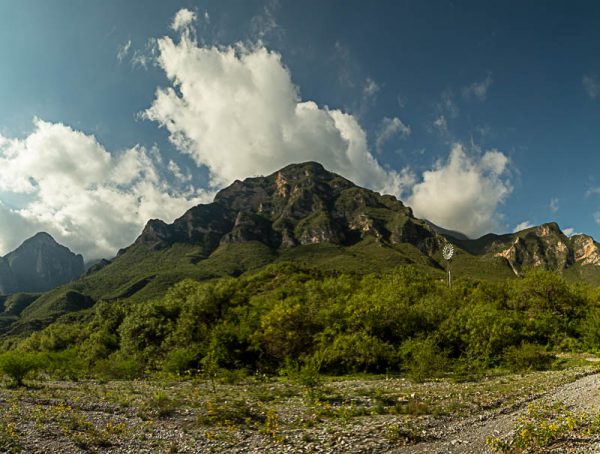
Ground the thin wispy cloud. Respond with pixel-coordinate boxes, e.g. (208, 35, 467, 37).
(250, 0, 282, 42)
(587, 187, 600, 197)
(375, 117, 410, 153)
(130, 38, 158, 69)
(439, 89, 459, 119)
(583, 74, 600, 99)
(433, 114, 448, 135)
(116, 39, 131, 62)
(513, 220, 534, 232)
(463, 74, 493, 101)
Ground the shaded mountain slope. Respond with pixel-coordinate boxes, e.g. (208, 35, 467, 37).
(0, 233, 84, 295)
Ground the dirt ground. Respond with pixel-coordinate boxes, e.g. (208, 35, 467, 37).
(0, 361, 598, 453)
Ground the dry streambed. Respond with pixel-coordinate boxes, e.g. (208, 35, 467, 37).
(0, 364, 598, 453)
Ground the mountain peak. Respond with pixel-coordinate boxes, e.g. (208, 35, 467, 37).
(0, 232, 84, 295)
(535, 222, 562, 236)
(26, 231, 58, 245)
(136, 161, 437, 255)
(277, 161, 327, 177)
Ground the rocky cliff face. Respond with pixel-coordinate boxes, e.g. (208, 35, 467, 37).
(133, 162, 441, 256)
(571, 234, 600, 266)
(463, 222, 600, 275)
(0, 233, 84, 294)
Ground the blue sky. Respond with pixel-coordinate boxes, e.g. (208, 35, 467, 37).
(1, 0, 600, 259)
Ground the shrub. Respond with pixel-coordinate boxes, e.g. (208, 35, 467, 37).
(400, 337, 449, 382)
(318, 331, 397, 373)
(163, 348, 199, 375)
(502, 342, 555, 372)
(44, 349, 86, 380)
(94, 354, 145, 380)
(580, 307, 600, 352)
(0, 351, 46, 386)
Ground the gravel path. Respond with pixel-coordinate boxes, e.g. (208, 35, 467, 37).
(393, 369, 600, 454)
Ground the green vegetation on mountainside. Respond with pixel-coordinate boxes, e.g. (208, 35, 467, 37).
(1, 238, 456, 337)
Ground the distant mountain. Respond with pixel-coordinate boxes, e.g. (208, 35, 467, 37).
(0, 232, 84, 294)
(451, 222, 600, 277)
(424, 220, 470, 241)
(2, 162, 600, 338)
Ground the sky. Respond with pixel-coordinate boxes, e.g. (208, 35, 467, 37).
(2, 0, 600, 260)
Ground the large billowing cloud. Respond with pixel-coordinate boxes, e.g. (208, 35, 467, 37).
(0, 10, 513, 259)
(0, 119, 208, 259)
(408, 144, 511, 238)
(143, 24, 414, 196)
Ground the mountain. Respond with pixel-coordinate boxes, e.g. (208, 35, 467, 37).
(424, 220, 470, 241)
(2, 161, 600, 338)
(449, 222, 600, 279)
(0, 232, 84, 295)
(133, 161, 439, 256)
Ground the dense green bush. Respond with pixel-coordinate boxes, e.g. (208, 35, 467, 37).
(163, 347, 199, 375)
(44, 349, 86, 380)
(0, 351, 46, 386)
(317, 331, 396, 373)
(580, 307, 600, 352)
(502, 342, 555, 372)
(399, 337, 450, 382)
(93, 354, 145, 380)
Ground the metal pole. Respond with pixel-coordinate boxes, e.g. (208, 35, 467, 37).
(442, 243, 454, 289)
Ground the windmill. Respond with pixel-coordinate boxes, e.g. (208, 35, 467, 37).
(442, 243, 454, 288)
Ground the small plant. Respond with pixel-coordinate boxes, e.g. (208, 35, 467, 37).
(200, 349, 221, 393)
(385, 421, 426, 444)
(281, 357, 323, 402)
(0, 420, 21, 452)
(260, 406, 285, 442)
(197, 398, 265, 428)
(144, 390, 177, 417)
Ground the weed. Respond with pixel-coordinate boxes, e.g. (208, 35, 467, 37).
(487, 402, 600, 452)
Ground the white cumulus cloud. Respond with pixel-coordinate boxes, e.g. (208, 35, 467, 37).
(408, 144, 511, 238)
(144, 22, 414, 196)
(0, 119, 208, 259)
